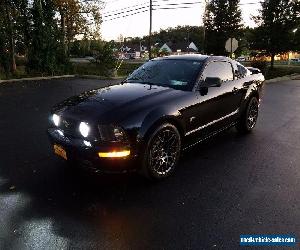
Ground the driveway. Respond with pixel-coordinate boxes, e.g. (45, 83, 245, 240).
(0, 78, 300, 249)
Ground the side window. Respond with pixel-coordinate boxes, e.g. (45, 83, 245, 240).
(237, 63, 247, 78)
(202, 61, 234, 82)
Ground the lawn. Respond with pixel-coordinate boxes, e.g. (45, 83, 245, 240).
(0, 61, 144, 80)
(265, 65, 300, 79)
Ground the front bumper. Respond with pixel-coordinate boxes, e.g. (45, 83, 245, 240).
(47, 128, 138, 173)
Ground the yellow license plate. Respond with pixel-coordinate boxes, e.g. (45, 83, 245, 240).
(53, 144, 67, 160)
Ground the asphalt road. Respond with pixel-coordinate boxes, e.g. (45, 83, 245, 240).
(0, 78, 300, 250)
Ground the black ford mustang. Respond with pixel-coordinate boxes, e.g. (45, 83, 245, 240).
(48, 55, 264, 180)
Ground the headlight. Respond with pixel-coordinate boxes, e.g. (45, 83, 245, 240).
(52, 114, 60, 126)
(98, 125, 127, 142)
(79, 122, 90, 138)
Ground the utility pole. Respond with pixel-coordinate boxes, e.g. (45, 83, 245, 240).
(187, 28, 190, 54)
(149, 0, 153, 59)
(202, 0, 208, 54)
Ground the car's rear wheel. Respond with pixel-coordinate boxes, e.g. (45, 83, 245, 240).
(141, 123, 181, 180)
(236, 96, 259, 133)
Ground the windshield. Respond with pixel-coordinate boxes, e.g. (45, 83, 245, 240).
(125, 59, 203, 91)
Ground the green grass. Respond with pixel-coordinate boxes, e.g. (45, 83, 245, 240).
(72, 61, 143, 77)
(265, 66, 300, 80)
(0, 66, 33, 80)
(116, 61, 143, 77)
(72, 63, 111, 77)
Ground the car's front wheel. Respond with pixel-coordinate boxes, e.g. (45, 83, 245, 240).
(141, 123, 181, 180)
(236, 96, 259, 133)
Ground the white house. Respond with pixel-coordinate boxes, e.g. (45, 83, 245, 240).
(159, 42, 199, 54)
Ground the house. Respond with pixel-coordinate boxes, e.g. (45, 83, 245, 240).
(249, 51, 300, 62)
(159, 42, 199, 54)
(119, 43, 147, 59)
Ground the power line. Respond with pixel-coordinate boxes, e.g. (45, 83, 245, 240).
(102, 2, 148, 15)
(152, 1, 202, 10)
(153, 1, 202, 6)
(103, 5, 149, 18)
(102, 0, 260, 22)
(102, 9, 149, 22)
(153, 6, 201, 10)
(152, 0, 259, 6)
(103, 0, 126, 5)
(239, 2, 259, 5)
(153, 5, 202, 10)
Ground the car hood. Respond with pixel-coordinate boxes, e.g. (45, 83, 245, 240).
(53, 83, 181, 123)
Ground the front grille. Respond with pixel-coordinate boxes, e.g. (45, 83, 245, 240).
(60, 117, 79, 138)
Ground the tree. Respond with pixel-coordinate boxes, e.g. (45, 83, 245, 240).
(14, 0, 31, 56)
(254, 0, 300, 68)
(0, 0, 106, 77)
(0, 2, 11, 76)
(293, 28, 300, 52)
(53, 0, 104, 56)
(204, 0, 243, 55)
(0, 0, 18, 74)
(27, 0, 63, 74)
(159, 48, 170, 57)
(143, 26, 204, 51)
(94, 41, 116, 69)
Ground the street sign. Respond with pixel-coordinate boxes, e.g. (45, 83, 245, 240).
(225, 38, 238, 53)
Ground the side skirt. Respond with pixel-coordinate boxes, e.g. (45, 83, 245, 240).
(182, 122, 237, 151)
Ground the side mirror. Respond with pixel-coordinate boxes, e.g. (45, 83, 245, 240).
(203, 77, 222, 87)
(198, 77, 222, 96)
(246, 67, 261, 75)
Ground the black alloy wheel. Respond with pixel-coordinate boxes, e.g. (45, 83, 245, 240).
(142, 124, 181, 180)
(236, 96, 259, 133)
(247, 98, 259, 129)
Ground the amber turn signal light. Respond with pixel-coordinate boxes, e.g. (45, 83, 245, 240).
(98, 150, 130, 158)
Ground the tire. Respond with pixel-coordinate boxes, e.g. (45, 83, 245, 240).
(236, 96, 259, 133)
(141, 123, 181, 180)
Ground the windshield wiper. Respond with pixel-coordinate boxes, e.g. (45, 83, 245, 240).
(124, 79, 156, 85)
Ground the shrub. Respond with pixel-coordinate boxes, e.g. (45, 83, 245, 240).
(116, 62, 143, 77)
(250, 60, 268, 73)
(265, 66, 300, 80)
(94, 42, 117, 70)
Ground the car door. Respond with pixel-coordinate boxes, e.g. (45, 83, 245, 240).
(232, 62, 253, 107)
(197, 61, 238, 126)
(184, 61, 236, 140)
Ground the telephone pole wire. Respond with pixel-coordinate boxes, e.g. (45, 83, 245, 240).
(149, 0, 153, 59)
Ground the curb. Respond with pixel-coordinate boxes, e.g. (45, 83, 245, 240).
(77, 75, 124, 80)
(0, 74, 125, 83)
(0, 75, 76, 84)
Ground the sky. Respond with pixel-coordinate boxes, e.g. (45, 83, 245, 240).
(101, 0, 261, 41)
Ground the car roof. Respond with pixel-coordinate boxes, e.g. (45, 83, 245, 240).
(153, 54, 230, 63)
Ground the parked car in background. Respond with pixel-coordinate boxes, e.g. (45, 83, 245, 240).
(237, 56, 246, 62)
(48, 55, 265, 180)
(290, 58, 300, 63)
